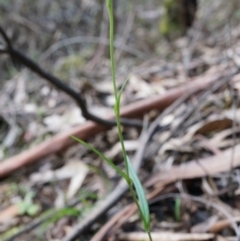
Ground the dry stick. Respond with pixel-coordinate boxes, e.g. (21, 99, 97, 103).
(119, 232, 214, 241)
(91, 204, 137, 241)
(0, 26, 142, 128)
(0, 71, 219, 179)
(62, 87, 205, 241)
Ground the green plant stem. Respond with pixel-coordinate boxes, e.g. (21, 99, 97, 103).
(128, 185, 145, 226)
(175, 197, 181, 222)
(147, 231, 153, 241)
(107, 0, 129, 176)
(128, 184, 153, 240)
(106, 0, 152, 239)
(107, 0, 117, 100)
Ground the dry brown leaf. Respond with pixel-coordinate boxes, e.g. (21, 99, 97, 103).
(194, 119, 232, 136)
(210, 217, 240, 233)
(0, 205, 19, 224)
(191, 215, 218, 233)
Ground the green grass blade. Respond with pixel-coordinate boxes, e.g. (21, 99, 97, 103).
(71, 136, 129, 181)
(106, 0, 117, 101)
(117, 77, 129, 103)
(113, 77, 130, 175)
(106, 0, 111, 9)
(115, 77, 129, 115)
(175, 197, 181, 222)
(126, 156, 150, 231)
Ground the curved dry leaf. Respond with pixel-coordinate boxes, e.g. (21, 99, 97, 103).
(194, 118, 232, 136)
(209, 128, 234, 144)
(209, 128, 240, 149)
(210, 217, 240, 233)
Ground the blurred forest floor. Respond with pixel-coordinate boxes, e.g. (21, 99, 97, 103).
(1, 0, 240, 241)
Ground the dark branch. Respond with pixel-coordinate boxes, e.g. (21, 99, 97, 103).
(0, 49, 8, 54)
(0, 26, 12, 49)
(0, 26, 142, 128)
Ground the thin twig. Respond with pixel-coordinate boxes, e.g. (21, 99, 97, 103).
(0, 26, 12, 49)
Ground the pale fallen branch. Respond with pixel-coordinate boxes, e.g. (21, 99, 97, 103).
(146, 143, 240, 187)
(118, 232, 214, 241)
